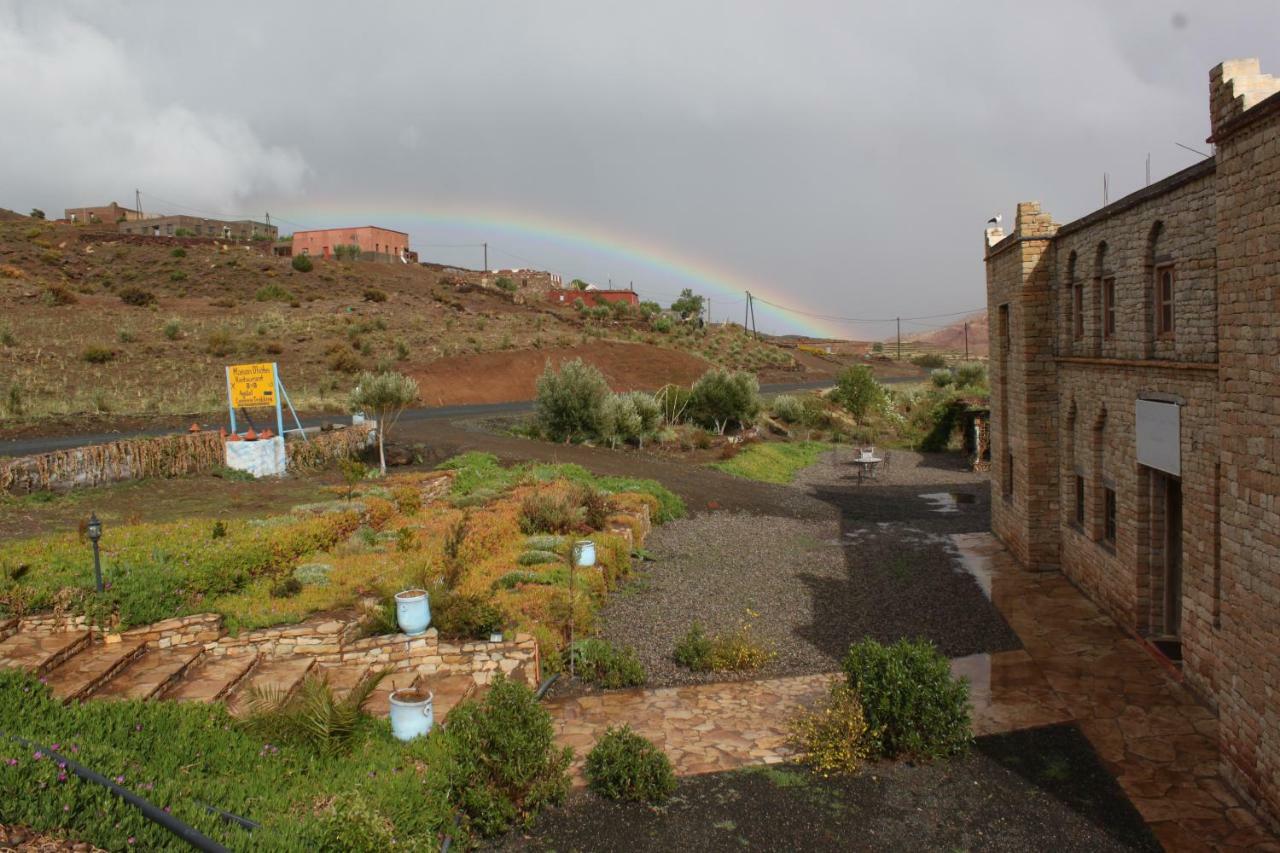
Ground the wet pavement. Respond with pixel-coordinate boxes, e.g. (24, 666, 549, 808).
(547, 532, 1280, 851)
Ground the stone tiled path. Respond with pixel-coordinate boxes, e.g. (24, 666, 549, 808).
(955, 532, 1278, 852)
(548, 533, 1279, 852)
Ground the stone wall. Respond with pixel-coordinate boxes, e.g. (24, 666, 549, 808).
(1210, 60, 1280, 830)
(985, 202, 1060, 571)
(0, 423, 373, 495)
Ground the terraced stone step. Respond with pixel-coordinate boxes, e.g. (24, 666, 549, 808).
(164, 654, 260, 703)
(0, 631, 91, 676)
(47, 640, 146, 702)
(314, 662, 372, 700)
(227, 656, 315, 717)
(94, 646, 204, 701)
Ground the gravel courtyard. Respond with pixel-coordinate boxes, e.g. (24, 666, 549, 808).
(595, 448, 1021, 688)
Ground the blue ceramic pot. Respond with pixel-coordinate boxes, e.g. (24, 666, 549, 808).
(395, 589, 431, 636)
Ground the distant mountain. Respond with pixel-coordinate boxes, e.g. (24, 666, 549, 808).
(892, 311, 988, 357)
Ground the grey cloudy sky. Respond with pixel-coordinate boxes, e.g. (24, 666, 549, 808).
(2, 1, 1276, 337)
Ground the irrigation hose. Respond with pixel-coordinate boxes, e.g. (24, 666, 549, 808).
(3, 731, 231, 853)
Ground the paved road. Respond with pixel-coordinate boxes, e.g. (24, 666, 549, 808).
(1, 378, 916, 459)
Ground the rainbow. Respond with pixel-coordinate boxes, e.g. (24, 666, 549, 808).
(274, 201, 846, 339)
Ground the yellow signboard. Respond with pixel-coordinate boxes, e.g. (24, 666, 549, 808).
(227, 362, 277, 408)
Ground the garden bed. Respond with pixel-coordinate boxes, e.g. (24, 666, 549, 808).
(493, 725, 1159, 852)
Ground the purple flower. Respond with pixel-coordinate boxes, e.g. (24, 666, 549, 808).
(63, 804, 70, 812)
(127, 837, 135, 846)
(32, 751, 44, 760)
(51, 743, 60, 751)
(5, 758, 17, 766)
(114, 775, 125, 784)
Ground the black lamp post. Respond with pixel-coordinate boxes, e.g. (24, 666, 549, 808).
(87, 513, 103, 593)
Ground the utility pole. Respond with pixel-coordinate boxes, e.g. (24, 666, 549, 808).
(482, 242, 488, 272)
(135, 189, 142, 218)
(748, 293, 758, 340)
(745, 292, 750, 331)
(964, 322, 970, 359)
(897, 317, 901, 360)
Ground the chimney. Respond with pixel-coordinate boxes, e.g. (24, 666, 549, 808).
(1209, 58, 1280, 140)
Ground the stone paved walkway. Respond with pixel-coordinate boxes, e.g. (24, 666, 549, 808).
(954, 532, 1280, 852)
(548, 532, 1280, 852)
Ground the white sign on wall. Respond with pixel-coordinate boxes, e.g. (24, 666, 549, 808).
(1136, 399, 1181, 476)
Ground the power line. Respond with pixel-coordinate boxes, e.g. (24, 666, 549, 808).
(750, 296, 984, 324)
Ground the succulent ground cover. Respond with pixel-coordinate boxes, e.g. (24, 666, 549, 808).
(0, 454, 681, 664)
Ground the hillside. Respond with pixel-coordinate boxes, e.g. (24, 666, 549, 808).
(893, 311, 989, 358)
(0, 219, 817, 431)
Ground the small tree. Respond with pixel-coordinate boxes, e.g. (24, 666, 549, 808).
(831, 365, 885, 420)
(670, 288, 704, 320)
(29, 208, 45, 220)
(689, 368, 760, 434)
(534, 358, 610, 442)
(349, 371, 419, 474)
(292, 254, 314, 273)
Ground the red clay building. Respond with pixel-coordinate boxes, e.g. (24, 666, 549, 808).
(548, 288, 639, 308)
(291, 226, 411, 262)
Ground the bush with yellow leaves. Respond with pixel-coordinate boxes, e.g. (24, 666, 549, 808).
(790, 683, 872, 775)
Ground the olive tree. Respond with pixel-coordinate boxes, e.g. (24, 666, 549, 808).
(349, 370, 419, 474)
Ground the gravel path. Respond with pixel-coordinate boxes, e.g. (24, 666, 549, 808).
(592, 448, 1018, 689)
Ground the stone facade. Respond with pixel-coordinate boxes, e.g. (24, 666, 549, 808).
(985, 59, 1280, 828)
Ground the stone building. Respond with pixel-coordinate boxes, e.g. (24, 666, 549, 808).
(118, 215, 276, 241)
(985, 58, 1280, 827)
(289, 226, 411, 262)
(62, 201, 143, 225)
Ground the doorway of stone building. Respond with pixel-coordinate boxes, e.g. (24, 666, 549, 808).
(1148, 470, 1183, 660)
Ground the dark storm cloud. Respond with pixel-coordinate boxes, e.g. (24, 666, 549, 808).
(2, 1, 1275, 335)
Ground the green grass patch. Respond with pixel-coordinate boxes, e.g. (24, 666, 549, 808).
(438, 453, 685, 523)
(709, 441, 831, 484)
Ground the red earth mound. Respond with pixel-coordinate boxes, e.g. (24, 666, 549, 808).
(410, 341, 714, 407)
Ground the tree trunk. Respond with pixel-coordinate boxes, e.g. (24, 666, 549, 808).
(377, 424, 387, 475)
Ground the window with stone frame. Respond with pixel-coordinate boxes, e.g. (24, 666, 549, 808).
(1072, 282, 1084, 340)
(1074, 474, 1086, 527)
(1155, 264, 1175, 338)
(1103, 486, 1117, 546)
(1102, 277, 1116, 339)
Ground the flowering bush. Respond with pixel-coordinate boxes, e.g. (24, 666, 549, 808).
(790, 683, 871, 774)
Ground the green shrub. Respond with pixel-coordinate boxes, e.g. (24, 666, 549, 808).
(831, 365, 886, 420)
(0, 323, 14, 347)
(534, 358, 610, 442)
(842, 638, 972, 759)
(334, 244, 363, 261)
(292, 253, 314, 272)
(524, 534, 566, 552)
(41, 285, 78, 307)
(673, 623, 714, 670)
(651, 315, 673, 333)
(930, 368, 954, 388)
(517, 549, 562, 566)
(495, 276, 516, 292)
(674, 616, 773, 672)
(790, 683, 872, 774)
(80, 346, 114, 363)
(270, 577, 303, 598)
(161, 318, 182, 340)
(911, 353, 946, 369)
(329, 348, 362, 373)
(117, 286, 155, 306)
(170, 247, 187, 258)
(206, 325, 235, 357)
(363, 287, 387, 302)
(169, 270, 187, 282)
(425, 675, 572, 836)
(256, 283, 294, 302)
(568, 638, 647, 688)
(688, 369, 760, 433)
(519, 492, 584, 535)
(770, 394, 804, 422)
(953, 361, 987, 388)
(585, 725, 675, 803)
(656, 384, 692, 425)
(430, 586, 504, 639)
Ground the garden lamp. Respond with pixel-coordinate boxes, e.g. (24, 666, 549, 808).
(87, 513, 104, 593)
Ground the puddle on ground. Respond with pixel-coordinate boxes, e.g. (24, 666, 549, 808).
(918, 492, 976, 514)
(945, 537, 993, 599)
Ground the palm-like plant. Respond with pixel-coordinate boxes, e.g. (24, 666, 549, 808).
(242, 668, 391, 754)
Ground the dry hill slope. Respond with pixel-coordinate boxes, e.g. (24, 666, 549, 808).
(0, 219, 806, 432)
